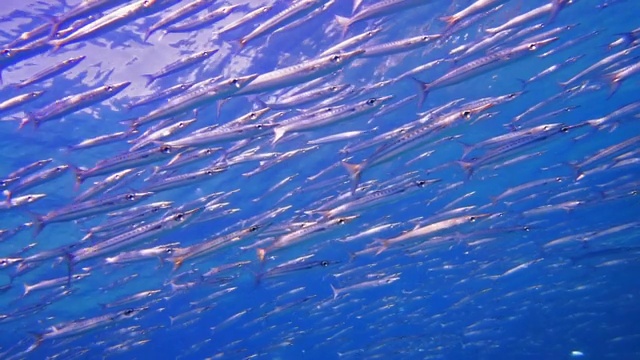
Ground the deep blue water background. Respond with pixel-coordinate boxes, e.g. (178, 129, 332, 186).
(0, 0, 639, 359)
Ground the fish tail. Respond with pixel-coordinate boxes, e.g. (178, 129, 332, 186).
(22, 283, 32, 297)
(409, 77, 429, 108)
(172, 257, 184, 271)
(341, 161, 362, 196)
(68, 164, 86, 190)
(517, 78, 528, 90)
(604, 73, 621, 99)
(63, 251, 75, 288)
(26, 211, 45, 238)
(141, 74, 156, 87)
(439, 15, 457, 27)
(26, 332, 44, 352)
(352, 0, 363, 13)
(143, 28, 154, 42)
(564, 161, 584, 181)
(375, 241, 389, 256)
(334, 15, 350, 38)
(330, 284, 340, 300)
(455, 160, 475, 179)
(18, 113, 34, 130)
(256, 248, 266, 262)
(272, 126, 287, 146)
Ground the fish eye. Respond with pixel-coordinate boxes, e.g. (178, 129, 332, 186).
(338, 218, 346, 224)
(561, 126, 569, 132)
(123, 309, 135, 316)
(461, 110, 471, 119)
(202, 51, 209, 56)
(174, 213, 185, 221)
(26, 195, 35, 202)
(330, 86, 338, 91)
(366, 98, 377, 106)
(160, 145, 172, 153)
(250, 112, 258, 120)
(126, 194, 136, 200)
(256, 124, 263, 129)
(55, 166, 66, 172)
(320, 260, 329, 267)
(416, 180, 426, 187)
(249, 225, 259, 232)
(421, 36, 430, 41)
(556, 177, 563, 182)
(508, 93, 516, 98)
(165, 248, 173, 254)
(2, 49, 12, 57)
(469, 216, 476, 222)
(106, 86, 114, 91)
(0, 260, 6, 266)
(206, 170, 214, 175)
(331, 55, 342, 63)
(142, 0, 152, 7)
(528, 43, 537, 50)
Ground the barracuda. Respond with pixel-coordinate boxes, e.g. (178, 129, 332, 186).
(19, 82, 130, 129)
(32, 191, 155, 237)
(232, 50, 365, 96)
(413, 38, 558, 105)
(130, 74, 257, 127)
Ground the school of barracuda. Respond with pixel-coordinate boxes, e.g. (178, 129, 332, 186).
(0, 0, 638, 358)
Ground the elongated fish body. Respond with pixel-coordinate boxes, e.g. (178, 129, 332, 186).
(440, 0, 508, 27)
(74, 169, 135, 202)
(31, 307, 147, 349)
(234, 50, 365, 96)
(335, 0, 428, 36)
(34, 192, 155, 236)
(12, 56, 85, 89)
(126, 82, 194, 110)
(20, 82, 130, 129)
(213, 5, 273, 38)
(66, 131, 132, 152)
(142, 166, 226, 193)
(415, 38, 558, 104)
(49, 0, 166, 50)
(261, 84, 351, 110)
(257, 216, 358, 261)
(165, 5, 238, 33)
(170, 226, 259, 270)
(165, 123, 277, 148)
(324, 179, 439, 218)
(154, 147, 222, 174)
(239, 0, 325, 48)
(457, 123, 574, 177)
(272, 96, 393, 144)
(360, 35, 440, 58)
(0, 91, 45, 114)
(131, 74, 257, 127)
(129, 118, 197, 151)
(0, 193, 46, 211)
(342, 103, 492, 194)
(70, 207, 202, 264)
(144, 0, 217, 41)
(142, 49, 218, 86)
(74, 144, 176, 184)
(4, 165, 69, 201)
(319, 27, 382, 57)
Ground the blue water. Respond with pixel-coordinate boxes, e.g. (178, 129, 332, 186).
(1, 0, 639, 359)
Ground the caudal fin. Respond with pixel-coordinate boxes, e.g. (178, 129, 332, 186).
(456, 160, 475, 179)
(142, 74, 156, 87)
(334, 15, 351, 38)
(257, 248, 266, 262)
(410, 77, 429, 108)
(330, 284, 341, 300)
(439, 15, 458, 27)
(341, 161, 363, 196)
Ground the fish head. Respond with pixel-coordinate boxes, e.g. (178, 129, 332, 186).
(334, 215, 359, 226)
(104, 81, 131, 95)
(10, 193, 46, 206)
(200, 49, 219, 58)
(228, 73, 259, 89)
(526, 37, 559, 52)
(328, 49, 366, 64)
(365, 95, 394, 107)
(125, 192, 155, 202)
